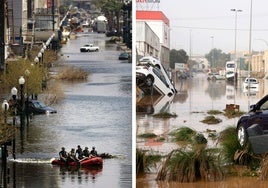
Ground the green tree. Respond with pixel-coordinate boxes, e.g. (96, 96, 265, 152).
(169, 49, 189, 69)
(1, 59, 43, 98)
(205, 49, 231, 69)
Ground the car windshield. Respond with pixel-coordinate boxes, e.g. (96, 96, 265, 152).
(260, 100, 268, 111)
(33, 101, 46, 108)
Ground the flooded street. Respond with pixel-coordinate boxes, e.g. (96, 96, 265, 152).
(4, 32, 132, 188)
(137, 72, 268, 187)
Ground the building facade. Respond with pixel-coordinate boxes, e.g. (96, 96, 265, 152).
(136, 10, 170, 70)
(136, 21, 159, 59)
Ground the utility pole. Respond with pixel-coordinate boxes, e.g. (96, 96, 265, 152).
(0, 0, 5, 71)
(52, 0, 55, 31)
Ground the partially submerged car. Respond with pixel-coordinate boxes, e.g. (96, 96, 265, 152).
(26, 100, 57, 115)
(80, 44, 99, 52)
(207, 72, 225, 81)
(237, 94, 268, 154)
(243, 77, 259, 90)
(118, 52, 130, 60)
(136, 62, 176, 97)
(136, 56, 176, 96)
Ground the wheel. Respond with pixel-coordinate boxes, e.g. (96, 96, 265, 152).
(145, 75, 154, 87)
(237, 125, 248, 147)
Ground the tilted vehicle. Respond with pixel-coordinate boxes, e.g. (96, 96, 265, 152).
(136, 62, 175, 96)
(237, 94, 268, 154)
(137, 56, 176, 96)
(80, 44, 99, 52)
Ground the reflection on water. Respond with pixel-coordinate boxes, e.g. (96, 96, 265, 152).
(137, 73, 268, 187)
(136, 95, 174, 115)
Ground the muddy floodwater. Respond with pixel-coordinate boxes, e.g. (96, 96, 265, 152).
(136, 72, 268, 187)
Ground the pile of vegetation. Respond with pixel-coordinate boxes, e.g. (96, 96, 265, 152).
(207, 109, 223, 115)
(201, 115, 222, 124)
(57, 66, 89, 81)
(137, 133, 157, 139)
(156, 146, 223, 182)
(136, 148, 162, 174)
(137, 126, 268, 182)
(224, 109, 245, 118)
(170, 127, 197, 142)
(153, 112, 177, 118)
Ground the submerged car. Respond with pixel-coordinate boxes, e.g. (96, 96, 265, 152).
(26, 100, 57, 115)
(237, 94, 268, 154)
(136, 63, 175, 96)
(137, 56, 176, 96)
(80, 44, 99, 52)
(118, 52, 130, 60)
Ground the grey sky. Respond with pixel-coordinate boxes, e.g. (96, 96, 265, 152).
(157, 0, 268, 56)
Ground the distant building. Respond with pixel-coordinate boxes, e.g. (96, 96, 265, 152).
(136, 10, 170, 70)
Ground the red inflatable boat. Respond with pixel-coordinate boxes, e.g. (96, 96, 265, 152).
(51, 157, 103, 167)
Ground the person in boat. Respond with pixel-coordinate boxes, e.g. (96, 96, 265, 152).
(59, 147, 68, 162)
(76, 145, 84, 160)
(90, 146, 98, 157)
(83, 147, 90, 158)
(67, 148, 78, 162)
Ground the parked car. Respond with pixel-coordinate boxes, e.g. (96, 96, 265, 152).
(237, 94, 268, 153)
(207, 72, 225, 81)
(118, 52, 130, 60)
(243, 77, 259, 90)
(80, 44, 99, 52)
(26, 100, 57, 115)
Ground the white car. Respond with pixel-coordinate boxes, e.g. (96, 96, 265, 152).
(243, 77, 259, 90)
(136, 63, 175, 96)
(207, 72, 225, 81)
(80, 44, 99, 52)
(138, 56, 176, 95)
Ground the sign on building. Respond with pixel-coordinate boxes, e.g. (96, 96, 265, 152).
(175, 63, 188, 71)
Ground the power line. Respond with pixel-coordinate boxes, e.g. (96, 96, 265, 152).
(170, 25, 268, 32)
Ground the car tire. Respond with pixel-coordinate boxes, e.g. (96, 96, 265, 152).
(145, 75, 154, 87)
(237, 125, 248, 147)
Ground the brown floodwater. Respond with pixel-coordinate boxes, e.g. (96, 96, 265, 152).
(137, 174, 268, 188)
(136, 72, 268, 187)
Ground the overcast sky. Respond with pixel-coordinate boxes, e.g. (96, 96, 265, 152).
(142, 0, 268, 56)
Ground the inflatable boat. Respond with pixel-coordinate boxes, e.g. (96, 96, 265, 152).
(51, 157, 103, 167)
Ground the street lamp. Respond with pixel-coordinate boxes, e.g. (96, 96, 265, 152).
(19, 76, 25, 129)
(11, 87, 17, 159)
(24, 70, 30, 125)
(2, 100, 9, 124)
(248, 0, 253, 110)
(1, 100, 9, 175)
(211, 36, 214, 70)
(11, 87, 17, 124)
(230, 9, 242, 60)
(38, 52, 42, 63)
(34, 56, 39, 65)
